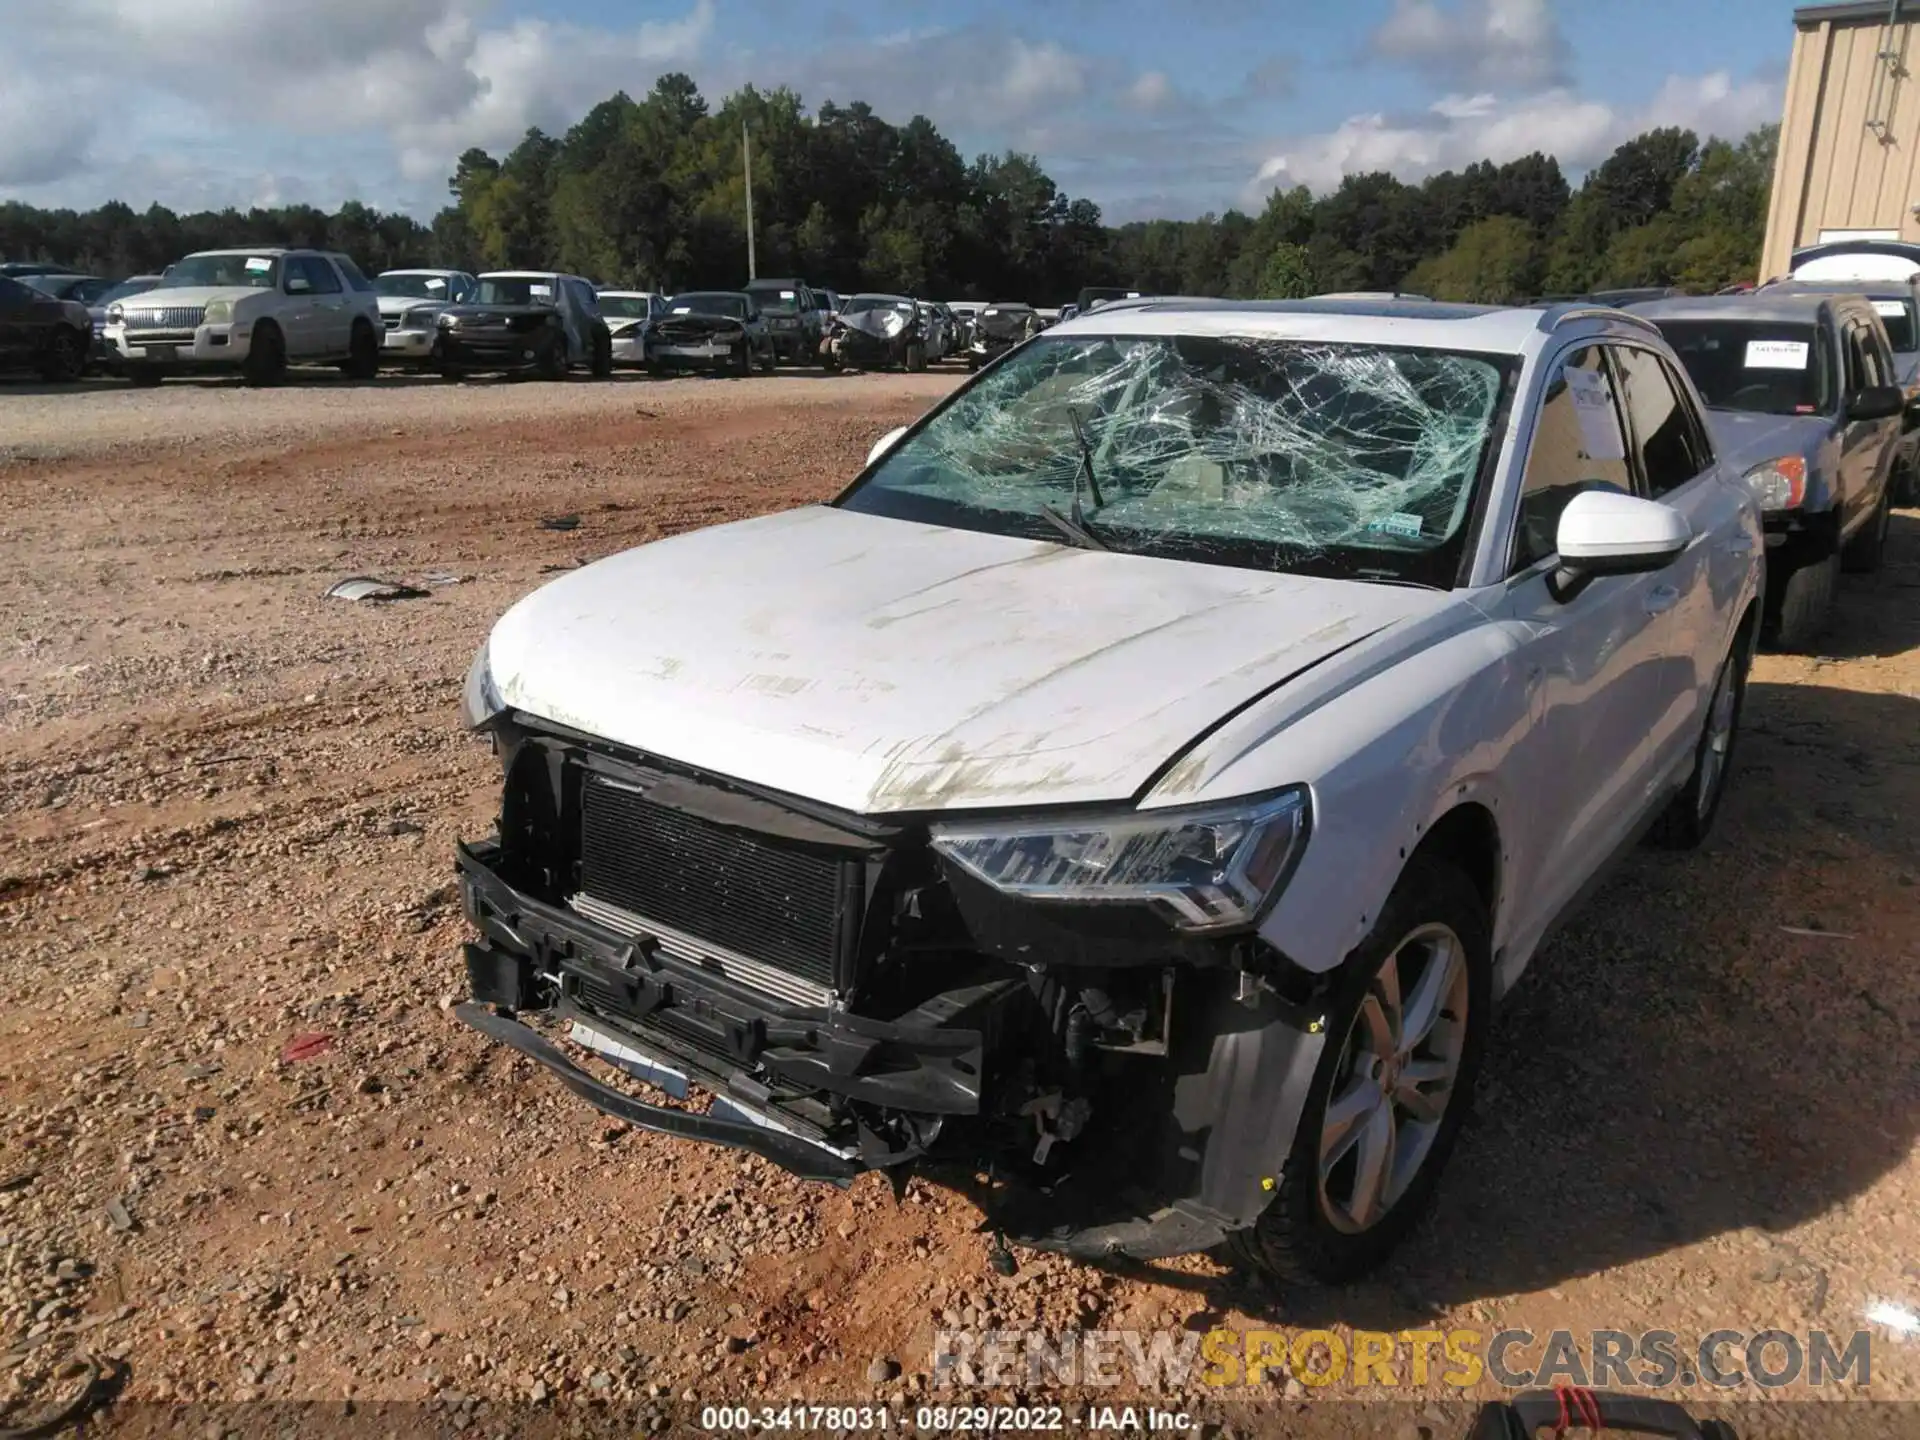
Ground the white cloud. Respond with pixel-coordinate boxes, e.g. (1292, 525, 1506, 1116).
(0, 0, 714, 209)
(746, 27, 1096, 126)
(1123, 71, 1177, 114)
(1247, 69, 1782, 203)
(1368, 0, 1567, 91)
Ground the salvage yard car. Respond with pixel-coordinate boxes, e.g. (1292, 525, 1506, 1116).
(1631, 293, 1900, 648)
(649, 291, 775, 375)
(744, 278, 822, 365)
(1766, 262, 1920, 505)
(452, 297, 1765, 1282)
(104, 248, 383, 386)
(374, 268, 477, 365)
(967, 301, 1039, 368)
(596, 290, 666, 367)
(0, 274, 92, 381)
(433, 271, 613, 381)
(821, 294, 930, 372)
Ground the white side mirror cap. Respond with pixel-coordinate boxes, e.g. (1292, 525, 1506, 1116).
(867, 426, 908, 468)
(1555, 488, 1691, 574)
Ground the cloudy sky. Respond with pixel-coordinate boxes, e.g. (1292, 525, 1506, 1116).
(0, 0, 1792, 223)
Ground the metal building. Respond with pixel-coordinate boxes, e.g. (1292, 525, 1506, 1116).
(1762, 1, 1920, 279)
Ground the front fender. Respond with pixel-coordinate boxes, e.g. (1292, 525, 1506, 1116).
(1146, 609, 1530, 975)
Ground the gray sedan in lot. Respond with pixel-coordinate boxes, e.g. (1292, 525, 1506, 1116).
(1632, 292, 1905, 648)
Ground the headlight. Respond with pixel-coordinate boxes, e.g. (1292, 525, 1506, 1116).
(438, 312, 458, 328)
(1742, 455, 1807, 512)
(930, 787, 1311, 932)
(203, 299, 234, 325)
(461, 641, 505, 730)
(106, 303, 124, 324)
(401, 307, 437, 331)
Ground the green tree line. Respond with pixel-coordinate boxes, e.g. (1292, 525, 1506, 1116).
(0, 73, 1777, 304)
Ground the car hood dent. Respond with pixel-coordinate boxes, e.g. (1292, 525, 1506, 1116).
(1705, 408, 1834, 470)
(486, 506, 1446, 814)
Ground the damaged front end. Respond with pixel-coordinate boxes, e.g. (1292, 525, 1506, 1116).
(454, 713, 1331, 1261)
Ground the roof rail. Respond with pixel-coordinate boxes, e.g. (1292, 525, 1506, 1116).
(1534, 302, 1665, 336)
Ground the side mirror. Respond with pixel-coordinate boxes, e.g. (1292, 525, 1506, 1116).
(1550, 489, 1691, 601)
(1847, 383, 1904, 420)
(867, 426, 908, 468)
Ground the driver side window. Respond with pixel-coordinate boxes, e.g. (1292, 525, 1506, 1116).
(1511, 346, 1634, 573)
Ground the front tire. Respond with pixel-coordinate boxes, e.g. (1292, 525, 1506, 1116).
(1228, 856, 1490, 1286)
(590, 326, 613, 378)
(1772, 548, 1838, 650)
(1841, 489, 1891, 574)
(244, 323, 288, 386)
(1647, 632, 1749, 849)
(40, 326, 87, 382)
(905, 340, 927, 373)
(341, 320, 380, 380)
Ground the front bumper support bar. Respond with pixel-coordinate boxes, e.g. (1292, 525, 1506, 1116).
(453, 1001, 862, 1184)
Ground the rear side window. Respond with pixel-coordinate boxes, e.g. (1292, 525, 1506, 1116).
(1513, 345, 1634, 571)
(333, 256, 374, 292)
(288, 255, 341, 295)
(1869, 297, 1916, 352)
(1612, 345, 1711, 496)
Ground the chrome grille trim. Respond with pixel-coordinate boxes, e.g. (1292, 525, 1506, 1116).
(124, 306, 206, 331)
(568, 893, 836, 1009)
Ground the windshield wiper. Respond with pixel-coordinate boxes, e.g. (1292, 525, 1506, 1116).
(1350, 568, 1443, 589)
(1035, 407, 1115, 552)
(1066, 407, 1107, 519)
(1037, 502, 1110, 551)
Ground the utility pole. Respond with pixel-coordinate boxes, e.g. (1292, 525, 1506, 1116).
(743, 120, 757, 281)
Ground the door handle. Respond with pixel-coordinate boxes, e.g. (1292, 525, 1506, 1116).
(1644, 584, 1682, 615)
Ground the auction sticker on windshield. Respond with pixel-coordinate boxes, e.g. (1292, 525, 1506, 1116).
(245, 257, 271, 273)
(1746, 339, 1810, 369)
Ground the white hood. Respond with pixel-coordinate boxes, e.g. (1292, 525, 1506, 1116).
(120, 285, 263, 309)
(378, 294, 443, 317)
(487, 506, 1444, 814)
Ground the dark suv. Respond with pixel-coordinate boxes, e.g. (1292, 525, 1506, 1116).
(744, 279, 821, 365)
(1632, 292, 1906, 648)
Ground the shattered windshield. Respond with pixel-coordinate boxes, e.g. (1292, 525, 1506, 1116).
(844, 297, 914, 316)
(838, 334, 1513, 586)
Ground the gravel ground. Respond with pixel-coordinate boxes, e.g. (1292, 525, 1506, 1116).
(0, 369, 1916, 1439)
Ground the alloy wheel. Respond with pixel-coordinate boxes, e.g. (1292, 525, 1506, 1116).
(1317, 923, 1470, 1235)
